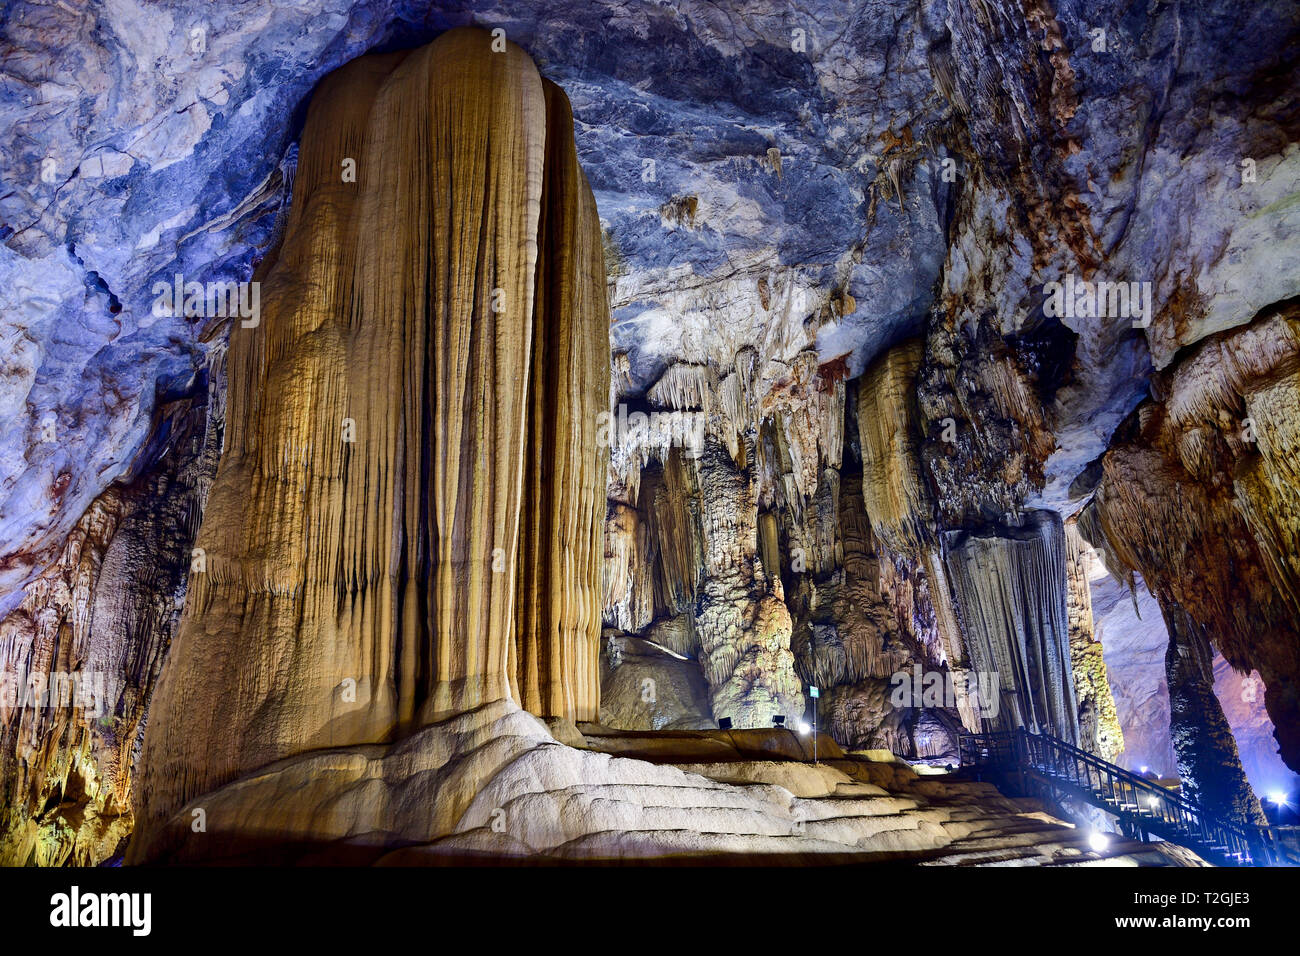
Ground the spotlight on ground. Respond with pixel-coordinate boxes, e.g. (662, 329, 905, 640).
(796, 721, 811, 735)
(1088, 831, 1111, 853)
(772, 715, 786, 728)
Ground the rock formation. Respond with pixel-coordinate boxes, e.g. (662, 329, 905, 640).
(0, 361, 222, 865)
(945, 512, 1080, 745)
(3, 0, 1298, 866)
(1084, 303, 1300, 781)
(131, 698, 1195, 866)
(1064, 522, 1123, 763)
(130, 29, 609, 856)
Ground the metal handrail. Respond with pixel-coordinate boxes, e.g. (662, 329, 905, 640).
(960, 730, 1276, 866)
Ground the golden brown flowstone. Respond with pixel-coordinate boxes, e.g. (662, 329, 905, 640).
(131, 29, 609, 854)
(1063, 522, 1123, 763)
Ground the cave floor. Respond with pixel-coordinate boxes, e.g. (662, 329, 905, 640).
(134, 706, 1205, 866)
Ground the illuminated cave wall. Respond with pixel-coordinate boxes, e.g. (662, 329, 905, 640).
(3, 0, 1299, 864)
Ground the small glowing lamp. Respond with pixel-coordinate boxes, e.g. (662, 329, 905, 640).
(796, 721, 811, 735)
(1088, 831, 1111, 853)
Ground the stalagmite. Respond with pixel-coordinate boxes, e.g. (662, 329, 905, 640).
(1064, 522, 1123, 762)
(1163, 606, 1268, 826)
(692, 435, 803, 728)
(511, 79, 611, 723)
(944, 512, 1081, 744)
(130, 29, 610, 856)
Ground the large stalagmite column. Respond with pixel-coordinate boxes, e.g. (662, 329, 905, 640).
(132, 29, 609, 848)
(1163, 606, 1268, 826)
(694, 436, 803, 728)
(1063, 521, 1123, 761)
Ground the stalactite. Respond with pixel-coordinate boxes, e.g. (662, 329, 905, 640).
(0, 493, 125, 866)
(916, 320, 1058, 527)
(646, 362, 715, 413)
(791, 473, 917, 689)
(944, 511, 1080, 744)
(601, 502, 654, 634)
(601, 449, 701, 637)
(856, 339, 936, 556)
(646, 450, 704, 620)
(1087, 302, 1300, 772)
(758, 350, 845, 519)
(131, 29, 610, 854)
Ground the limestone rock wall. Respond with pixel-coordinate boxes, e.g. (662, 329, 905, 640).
(1087, 303, 1300, 773)
(0, 363, 222, 865)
